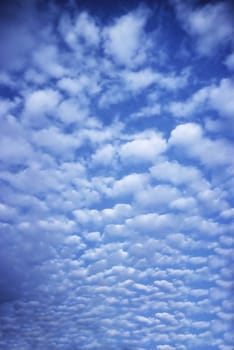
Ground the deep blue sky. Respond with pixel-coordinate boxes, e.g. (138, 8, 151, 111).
(0, 0, 234, 349)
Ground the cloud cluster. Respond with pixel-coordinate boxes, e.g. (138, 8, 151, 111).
(173, 0, 234, 57)
(0, 1, 233, 350)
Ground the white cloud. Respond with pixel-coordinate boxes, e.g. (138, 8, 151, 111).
(170, 196, 197, 212)
(153, 69, 189, 90)
(157, 346, 176, 350)
(182, 215, 223, 236)
(169, 78, 234, 125)
(122, 68, 188, 92)
(220, 208, 234, 219)
(130, 103, 161, 119)
(204, 118, 223, 134)
(169, 123, 202, 145)
(24, 89, 61, 126)
(92, 144, 116, 166)
(86, 231, 101, 242)
(103, 8, 150, 67)
(59, 11, 100, 50)
(0, 98, 19, 116)
(58, 75, 101, 96)
(98, 66, 188, 109)
(197, 188, 228, 214)
(169, 123, 233, 167)
(74, 12, 100, 47)
(110, 173, 149, 198)
(135, 184, 180, 210)
(73, 204, 133, 231)
(37, 216, 75, 233)
(126, 213, 176, 233)
(150, 160, 206, 190)
(0, 135, 33, 165)
(32, 45, 67, 78)
(98, 84, 127, 107)
(57, 77, 80, 95)
(122, 68, 157, 91)
(169, 86, 209, 117)
(32, 126, 81, 156)
(57, 98, 88, 124)
(155, 312, 177, 325)
(104, 223, 132, 239)
(224, 52, 234, 71)
(120, 131, 167, 164)
(0, 202, 17, 221)
(154, 280, 175, 292)
(174, 1, 234, 56)
(102, 203, 133, 222)
(209, 78, 234, 120)
(167, 233, 199, 251)
(81, 120, 123, 145)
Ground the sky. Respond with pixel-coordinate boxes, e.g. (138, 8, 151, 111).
(0, 0, 234, 349)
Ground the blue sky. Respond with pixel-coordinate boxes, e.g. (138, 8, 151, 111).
(0, 0, 234, 349)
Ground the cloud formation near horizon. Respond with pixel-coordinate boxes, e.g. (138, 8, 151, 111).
(0, 1, 233, 349)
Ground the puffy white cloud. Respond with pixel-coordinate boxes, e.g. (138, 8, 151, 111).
(130, 103, 161, 119)
(122, 67, 189, 92)
(174, 1, 234, 56)
(59, 11, 100, 50)
(157, 346, 176, 350)
(0, 98, 19, 116)
(169, 78, 234, 123)
(0, 203, 17, 221)
(209, 78, 234, 120)
(32, 45, 67, 78)
(86, 231, 101, 242)
(102, 203, 133, 222)
(73, 208, 102, 228)
(170, 122, 202, 143)
(150, 160, 206, 190)
(154, 280, 175, 292)
(58, 75, 101, 96)
(220, 208, 234, 219)
(224, 52, 234, 71)
(23, 89, 61, 126)
(92, 144, 116, 166)
(169, 123, 233, 167)
(181, 215, 223, 236)
(104, 223, 132, 239)
(103, 7, 150, 67)
(74, 12, 100, 47)
(110, 172, 149, 198)
(122, 68, 157, 91)
(73, 203, 133, 230)
(170, 196, 197, 212)
(155, 312, 177, 325)
(57, 98, 88, 124)
(57, 77, 80, 95)
(98, 67, 186, 109)
(32, 126, 81, 156)
(120, 131, 167, 164)
(135, 184, 180, 210)
(169, 85, 209, 117)
(126, 213, 176, 233)
(37, 216, 76, 234)
(197, 188, 228, 215)
(0, 135, 33, 165)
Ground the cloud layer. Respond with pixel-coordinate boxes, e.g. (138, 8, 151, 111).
(0, 1, 233, 350)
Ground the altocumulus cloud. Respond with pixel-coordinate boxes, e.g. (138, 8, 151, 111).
(0, 0, 234, 349)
